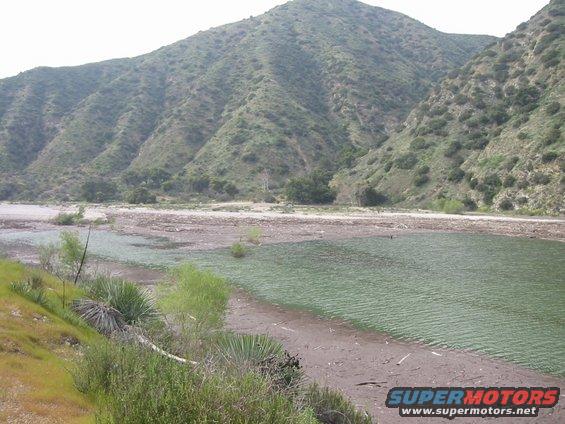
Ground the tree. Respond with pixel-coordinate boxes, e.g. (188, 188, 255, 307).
(126, 188, 157, 204)
(284, 171, 336, 204)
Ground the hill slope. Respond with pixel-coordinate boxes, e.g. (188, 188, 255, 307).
(0, 0, 494, 200)
(338, 0, 564, 213)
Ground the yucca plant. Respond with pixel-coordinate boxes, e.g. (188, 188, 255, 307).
(217, 333, 284, 364)
(10, 280, 48, 307)
(72, 299, 126, 335)
(85, 277, 158, 325)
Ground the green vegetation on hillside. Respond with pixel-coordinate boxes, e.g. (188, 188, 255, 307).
(338, 0, 564, 213)
(0, 0, 494, 202)
(1, 257, 372, 423)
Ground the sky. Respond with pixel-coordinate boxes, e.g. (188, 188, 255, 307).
(1, 0, 550, 79)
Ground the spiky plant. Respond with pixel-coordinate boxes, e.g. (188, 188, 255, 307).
(217, 333, 284, 364)
(85, 277, 158, 325)
(72, 299, 126, 335)
(10, 280, 47, 307)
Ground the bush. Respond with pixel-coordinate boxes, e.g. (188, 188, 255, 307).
(395, 152, 418, 169)
(85, 277, 157, 325)
(60, 230, 85, 278)
(432, 198, 464, 214)
(499, 198, 514, 211)
(303, 383, 371, 424)
(462, 197, 477, 211)
(284, 171, 336, 204)
(414, 174, 429, 186)
(52, 206, 85, 226)
(354, 185, 388, 206)
(531, 173, 551, 185)
(230, 242, 247, 258)
(245, 227, 263, 245)
(546, 101, 560, 115)
(126, 187, 157, 204)
(541, 151, 558, 163)
(447, 168, 465, 182)
(444, 140, 462, 158)
(74, 342, 316, 424)
(542, 127, 561, 145)
(158, 264, 230, 333)
(410, 138, 429, 150)
(217, 333, 283, 364)
(80, 179, 117, 202)
(503, 175, 516, 187)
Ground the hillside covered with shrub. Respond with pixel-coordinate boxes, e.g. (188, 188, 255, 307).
(0, 0, 494, 202)
(337, 0, 564, 213)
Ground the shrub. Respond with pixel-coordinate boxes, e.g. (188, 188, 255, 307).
(354, 185, 388, 206)
(85, 277, 157, 325)
(395, 152, 418, 169)
(410, 137, 429, 150)
(499, 198, 514, 211)
(503, 175, 516, 188)
(285, 171, 336, 205)
(542, 127, 561, 145)
(126, 187, 157, 204)
(217, 333, 283, 364)
(414, 174, 429, 186)
(304, 383, 371, 424)
(38, 243, 58, 273)
(447, 168, 465, 182)
(74, 342, 316, 424)
(245, 227, 263, 245)
(531, 173, 551, 185)
(444, 140, 462, 158)
(462, 196, 478, 211)
(52, 206, 85, 226)
(231, 242, 247, 258)
(60, 231, 85, 278)
(541, 151, 558, 163)
(158, 264, 230, 333)
(80, 179, 117, 202)
(416, 165, 430, 175)
(546, 101, 560, 115)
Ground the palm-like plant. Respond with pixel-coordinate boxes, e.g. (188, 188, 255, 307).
(85, 277, 158, 325)
(217, 333, 284, 364)
(72, 299, 126, 335)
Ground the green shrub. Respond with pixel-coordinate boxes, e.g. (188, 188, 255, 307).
(354, 185, 388, 206)
(80, 179, 118, 202)
(60, 230, 85, 278)
(462, 196, 478, 211)
(52, 206, 85, 225)
(410, 137, 430, 150)
(541, 151, 558, 163)
(447, 168, 465, 182)
(545, 127, 562, 145)
(414, 174, 429, 186)
(395, 152, 418, 169)
(503, 175, 516, 188)
(85, 277, 157, 325)
(444, 140, 462, 158)
(285, 171, 336, 204)
(231, 242, 247, 258)
(499, 198, 514, 211)
(217, 333, 284, 364)
(531, 173, 551, 185)
(546, 101, 560, 115)
(74, 342, 316, 424)
(245, 227, 263, 245)
(432, 198, 464, 214)
(126, 187, 157, 204)
(158, 264, 230, 333)
(303, 383, 371, 424)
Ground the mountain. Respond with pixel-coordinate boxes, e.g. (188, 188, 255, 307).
(337, 0, 564, 213)
(0, 0, 495, 201)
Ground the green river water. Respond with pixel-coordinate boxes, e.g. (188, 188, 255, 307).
(1, 229, 563, 375)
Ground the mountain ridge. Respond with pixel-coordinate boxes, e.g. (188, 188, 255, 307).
(0, 0, 495, 201)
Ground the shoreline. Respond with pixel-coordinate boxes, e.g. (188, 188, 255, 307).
(0, 241, 563, 423)
(1, 203, 564, 422)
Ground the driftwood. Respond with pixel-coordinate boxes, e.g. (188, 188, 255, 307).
(134, 332, 198, 365)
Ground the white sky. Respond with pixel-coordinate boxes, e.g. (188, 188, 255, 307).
(1, 0, 550, 79)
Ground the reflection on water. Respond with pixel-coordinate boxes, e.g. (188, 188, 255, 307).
(1, 229, 563, 375)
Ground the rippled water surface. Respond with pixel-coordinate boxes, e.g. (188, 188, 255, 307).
(1, 229, 563, 375)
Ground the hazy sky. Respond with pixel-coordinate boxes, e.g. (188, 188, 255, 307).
(1, 0, 549, 79)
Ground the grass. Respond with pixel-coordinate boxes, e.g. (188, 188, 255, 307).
(52, 206, 85, 226)
(245, 227, 263, 245)
(0, 260, 99, 423)
(73, 342, 318, 424)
